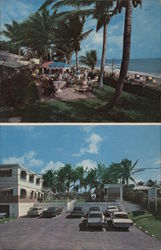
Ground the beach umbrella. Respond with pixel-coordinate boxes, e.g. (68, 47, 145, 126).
(48, 61, 67, 68)
(41, 61, 53, 68)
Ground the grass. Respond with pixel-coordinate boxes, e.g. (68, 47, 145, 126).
(0, 216, 16, 224)
(1, 83, 161, 122)
(129, 210, 161, 241)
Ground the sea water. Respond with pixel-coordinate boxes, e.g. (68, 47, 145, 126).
(98, 58, 161, 78)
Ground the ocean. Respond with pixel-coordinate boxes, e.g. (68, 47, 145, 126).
(96, 58, 161, 78)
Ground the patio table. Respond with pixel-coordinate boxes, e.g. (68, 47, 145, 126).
(54, 80, 66, 94)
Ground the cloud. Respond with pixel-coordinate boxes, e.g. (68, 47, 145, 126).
(73, 132, 103, 157)
(25, 150, 36, 160)
(80, 126, 93, 133)
(87, 133, 103, 154)
(2, 156, 25, 165)
(76, 159, 97, 170)
(155, 159, 161, 165)
(41, 161, 64, 174)
(28, 158, 44, 168)
(2, 150, 44, 169)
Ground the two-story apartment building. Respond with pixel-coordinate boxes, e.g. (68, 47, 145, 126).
(0, 164, 44, 217)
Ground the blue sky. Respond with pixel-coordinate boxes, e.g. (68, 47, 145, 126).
(1, 0, 161, 59)
(0, 125, 160, 183)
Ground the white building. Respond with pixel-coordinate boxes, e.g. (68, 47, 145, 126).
(104, 184, 123, 202)
(0, 164, 44, 217)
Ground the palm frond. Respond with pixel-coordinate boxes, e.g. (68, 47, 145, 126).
(131, 160, 139, 170)
(39, 0, 56, 10)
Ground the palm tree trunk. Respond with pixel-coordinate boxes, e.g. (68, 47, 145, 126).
(98, 22, 107, 89)
(75, 51, 79, 72)
(109, 0, 132, 107)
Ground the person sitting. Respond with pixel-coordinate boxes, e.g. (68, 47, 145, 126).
(87, 77, 93, 92)
(88, 71, 95, 80)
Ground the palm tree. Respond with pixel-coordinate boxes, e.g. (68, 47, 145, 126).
(40, 0, 114, 87)
(53, 14, 92, 70)
(79, 49, 97, 70)
(2, 8, 56, 60)
(120, 159, 139, 185)
(109, 0, 142, 107)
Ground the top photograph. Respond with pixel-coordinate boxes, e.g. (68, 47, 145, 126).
(0, 0, 160, 123)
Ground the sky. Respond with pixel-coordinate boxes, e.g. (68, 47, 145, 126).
(1, 0, 161, 59)
(0, 125, 160, 183)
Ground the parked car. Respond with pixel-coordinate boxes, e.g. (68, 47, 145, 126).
(0, 213, 7, 219)
(111, 211, 133, 229)
(42, 207, 62, 218)
(107, 205, 119, 213)
(89, 207, 100, 212)
(104, 205, 119, 221)
(87, 210, 105, 228)
(27, 207, 43, 217)
(70, 207, 84, 218)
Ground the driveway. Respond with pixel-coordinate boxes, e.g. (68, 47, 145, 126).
(0, 213, 161, 250)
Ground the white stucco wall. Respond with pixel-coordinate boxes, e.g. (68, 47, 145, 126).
(19, 203, 35, 217)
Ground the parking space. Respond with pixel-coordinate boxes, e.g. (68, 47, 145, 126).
(0, 213, 161, 250)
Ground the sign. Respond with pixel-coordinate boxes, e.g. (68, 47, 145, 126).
(148, 187, 157, 212)
(148, 187, 157, 202)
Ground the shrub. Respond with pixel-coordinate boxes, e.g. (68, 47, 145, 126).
(0, 70, 32, 108)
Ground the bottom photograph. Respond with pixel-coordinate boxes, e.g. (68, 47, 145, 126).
(0, 125, 161, 250)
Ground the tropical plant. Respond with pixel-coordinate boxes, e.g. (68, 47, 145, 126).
(109, 0, 142, 107)
(79, 49, 97, 70)
(2, 8, 56, 60)
(54, 14, 92, 70)
(119, 159, 139, 185)
(40, 0, 114, 87)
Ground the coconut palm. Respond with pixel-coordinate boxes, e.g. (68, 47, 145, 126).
(120, 159, 139, 185)
(2, 8, 56, 60)
(53, 15, 92, 69)
(79, 49, 97, 70)
(109, 0, 142, 107)
(40, 0, 114, 88)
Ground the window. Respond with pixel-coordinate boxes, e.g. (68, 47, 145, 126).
(35, 192, 37, 199)
(20, 189, 27, 199)
(20, 171, 27, 180)
(0, 169, 12, 177)
(30, 191, 34, 199)
(29, 175, 34, 183)
(36, 178, 40, 185)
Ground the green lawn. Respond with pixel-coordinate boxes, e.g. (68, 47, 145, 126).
(129, 210, 161, 241)
(1, 84, 161, 122)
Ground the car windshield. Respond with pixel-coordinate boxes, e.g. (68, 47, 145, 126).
(89, 214, 102, 218)
(115, 214, 128, 219)
(108, 206, 117, 209)
(90, 207, 100, 211)
(48, 207, 56, 211)
(73, 207, 82, 211)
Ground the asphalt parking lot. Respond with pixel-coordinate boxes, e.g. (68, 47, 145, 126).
(0, 213, 161, 250)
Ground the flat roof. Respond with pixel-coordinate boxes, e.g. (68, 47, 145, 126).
(0, 164, 42, 178)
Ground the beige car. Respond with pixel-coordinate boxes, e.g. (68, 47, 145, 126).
(87, 210, 105, 228)
(111, 211, 133, 229)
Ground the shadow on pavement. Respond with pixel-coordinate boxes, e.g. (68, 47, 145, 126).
(79, 220, 129, 232)
(66, 214, 83, 219)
